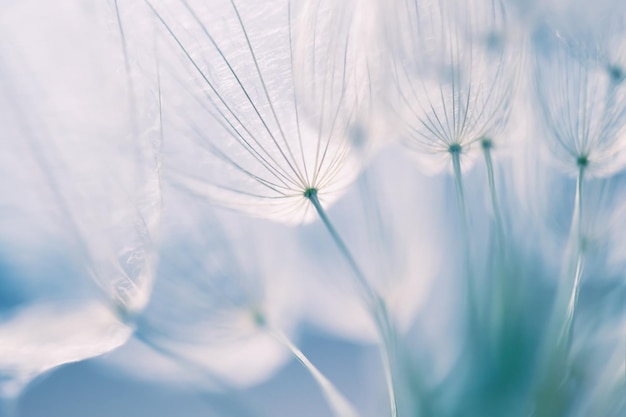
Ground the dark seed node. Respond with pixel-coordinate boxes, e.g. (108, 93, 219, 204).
(449, 143, 462, 154)
(304, 188, 318, 199)
(253, 309, 267, 327)
(608, 64, 624, 84)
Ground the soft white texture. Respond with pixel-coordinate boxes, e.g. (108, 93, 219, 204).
(0, 301, 132, 399)
(388, 0, 517, 173)
(144, 0, 369, 223)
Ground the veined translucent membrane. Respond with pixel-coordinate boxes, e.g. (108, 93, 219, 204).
(0, 301, 132, 399)
(123, 194, 300, 388)
(0, 0, 161, 401)
(388, 0, 517, 172)
(146, 0, 368, 223)
(0, 0, 162, 316)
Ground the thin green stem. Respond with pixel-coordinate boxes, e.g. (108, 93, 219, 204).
(306, 190, 398, 417)
(306, 191, 376, 304)
(482, 143, 508, 343)
(482, 144, 505, 248)
(270, 328, 359, 417)
(450, 150, 477, 326)
(451, 150, 469, 232)
(558, 164, 585, 349)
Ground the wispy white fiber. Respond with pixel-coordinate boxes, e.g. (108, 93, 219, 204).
(144, 0, 369, 223)
(534, 26, 626, 177)
(388, 0, 518, 172)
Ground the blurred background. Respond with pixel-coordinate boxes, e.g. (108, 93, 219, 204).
(1, 1, 625, 417)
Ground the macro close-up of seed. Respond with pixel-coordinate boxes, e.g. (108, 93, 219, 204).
(0, 1, 625, 416)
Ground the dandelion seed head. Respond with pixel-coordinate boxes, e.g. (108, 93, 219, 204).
(389, 0, 517, 172)
(533, 26, 626, 177)
(146, 0, 367, 224)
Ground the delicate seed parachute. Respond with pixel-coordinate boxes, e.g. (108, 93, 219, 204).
(0, 0, 625, 416)
(144, 0, 369, 224)
(388, 0, 518, 173)
(533, 26, 626, 177)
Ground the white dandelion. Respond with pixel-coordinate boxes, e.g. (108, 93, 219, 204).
(386, 0, 519, 336)
(534, 30, 626, 178)
(388, 0, 516, 172)
(144, 0, 366, 224)
(144, 1, 401, 415)
(533, 24, 626, 353)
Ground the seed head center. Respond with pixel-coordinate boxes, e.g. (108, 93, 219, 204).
(304, 187, 318, 199)
(448, 143, 462, 154)
(577, 155, 589, 168)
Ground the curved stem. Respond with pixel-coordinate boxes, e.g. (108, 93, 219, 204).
(307, 191, 399, 417)
(558, 165, 585, 349)
(270, 328, 359, 417)
(307, 193, 376, 304)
